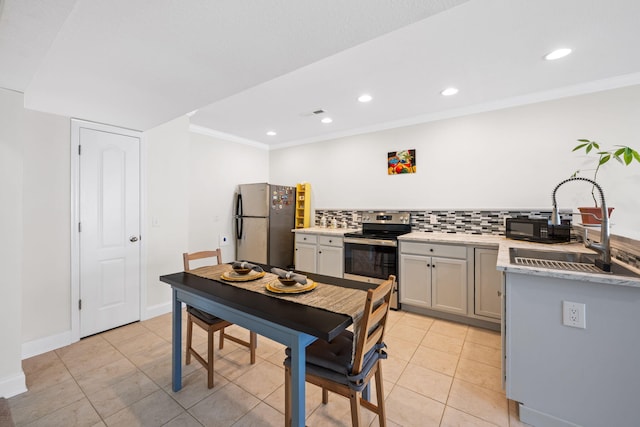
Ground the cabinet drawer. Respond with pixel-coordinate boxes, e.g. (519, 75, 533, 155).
(400, 241, 467, 259)
(318, 235, 343, 247)
(295, 233, 317, 244)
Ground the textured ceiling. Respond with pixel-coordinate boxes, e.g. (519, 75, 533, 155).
(1, 0, 640, 148)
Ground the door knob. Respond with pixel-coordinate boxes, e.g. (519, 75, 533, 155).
(129, 236, 139, 242)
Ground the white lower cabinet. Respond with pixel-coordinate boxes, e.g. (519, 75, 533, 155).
(294, 232, 343, 278)
(474, 248, 502, 319)
(317, 236, 343, 277)
(399, 242, 467, 315)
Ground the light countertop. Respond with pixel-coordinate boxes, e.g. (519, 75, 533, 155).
(400, 232, 640, 288)
(294, 228, 640, 287)
(292, 226, 359, 236)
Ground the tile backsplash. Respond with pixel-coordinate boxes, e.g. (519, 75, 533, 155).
(315, 208, 640, 269)
(315, 209, 574, 235)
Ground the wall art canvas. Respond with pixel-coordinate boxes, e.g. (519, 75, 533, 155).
(388, 149, 416, 174)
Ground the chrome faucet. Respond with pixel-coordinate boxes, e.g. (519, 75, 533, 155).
(551, 177, 611, 271)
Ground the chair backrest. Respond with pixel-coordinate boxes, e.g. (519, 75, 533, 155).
(183, 249, 222, 272)
(351, 275, 395, 375)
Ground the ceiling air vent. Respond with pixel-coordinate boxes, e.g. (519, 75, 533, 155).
(300, 109, 327, 117)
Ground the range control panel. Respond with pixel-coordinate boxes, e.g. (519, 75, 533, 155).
(361, 211, 411, 224)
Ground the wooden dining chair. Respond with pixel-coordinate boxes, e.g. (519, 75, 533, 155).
(183, 249, 257, 388)
(284, 275, 395, 427)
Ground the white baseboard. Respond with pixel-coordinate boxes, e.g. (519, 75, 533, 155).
(21, 330, 75, 360)
(144, 301, 173, 320)
(20, 303, 174, 361)
(0, 371, 26, 398)
(519, 403, 580, 427)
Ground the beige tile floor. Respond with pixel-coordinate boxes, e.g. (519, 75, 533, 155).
(9, 310, 530, 426)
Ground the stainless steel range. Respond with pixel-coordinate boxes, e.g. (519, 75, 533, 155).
(344, 212, 411, 309)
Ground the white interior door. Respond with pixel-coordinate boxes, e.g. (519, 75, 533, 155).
(78, 123, 141, 337)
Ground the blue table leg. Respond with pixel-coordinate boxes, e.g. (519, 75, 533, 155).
(172, 289, 182, 392)
(290, 335, 310, 427)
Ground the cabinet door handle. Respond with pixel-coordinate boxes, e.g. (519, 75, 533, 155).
(426, 263, 431, 268)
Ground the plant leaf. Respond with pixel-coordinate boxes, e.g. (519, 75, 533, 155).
(572, 143, 588, 152)
(598, 154, 611, 165)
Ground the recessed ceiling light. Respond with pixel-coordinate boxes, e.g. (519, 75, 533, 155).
(545, 48, 572, 60)
(321, 117, 333, 124)
(266, 131, 277, 136)
(441, 87, 459, 96)
(358, 94, 373, 103)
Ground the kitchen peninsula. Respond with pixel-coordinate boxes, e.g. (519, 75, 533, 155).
(495, 240, 640, 427)
(294, 222, 640, 427)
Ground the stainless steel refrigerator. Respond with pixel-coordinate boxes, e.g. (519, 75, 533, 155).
(234, 183, 296, 268)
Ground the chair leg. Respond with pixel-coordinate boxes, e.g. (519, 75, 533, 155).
(207, 327, 214, 388)
(349, 390, 362, 427)
(219, 327, 225, 349)
(375, 369, 386, 427)
(185, 315, 193, 365)
(322, 387, 329, 404)
(284, 365, 292, 427)
(249, 331, 257, 364)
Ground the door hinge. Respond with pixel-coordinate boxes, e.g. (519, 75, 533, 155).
(78, 299, 82, 310)
(78, 145, 81, 155)
(78, 222, 81, 232)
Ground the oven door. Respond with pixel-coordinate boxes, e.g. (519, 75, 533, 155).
(344, 238, 397, 282)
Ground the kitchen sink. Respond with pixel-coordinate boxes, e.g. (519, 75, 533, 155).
(509, 248, 640, 278)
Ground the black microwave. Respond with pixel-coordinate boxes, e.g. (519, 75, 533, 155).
(505, 218, 571, 243)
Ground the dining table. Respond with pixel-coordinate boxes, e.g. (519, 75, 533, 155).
(159, 264, 374, 427)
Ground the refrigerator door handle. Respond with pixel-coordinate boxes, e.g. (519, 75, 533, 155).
(235, 193, 243, 239)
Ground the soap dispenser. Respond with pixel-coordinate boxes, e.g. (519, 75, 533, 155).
(320, 215, 327, 228)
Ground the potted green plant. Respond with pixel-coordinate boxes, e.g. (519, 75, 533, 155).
(572, 139, 640, 224)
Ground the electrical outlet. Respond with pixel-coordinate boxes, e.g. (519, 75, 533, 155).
(563, 301, 586, 328)
(219, 235, 230, 247)
(429, 214, 438, 225)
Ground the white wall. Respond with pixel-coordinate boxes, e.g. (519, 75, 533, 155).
(0, 88, 26, 397)
(188, 131, 269, 261)
(270, 85, 640, 240)
(143, 116, 191, 314)
(21, 110, 70, 343)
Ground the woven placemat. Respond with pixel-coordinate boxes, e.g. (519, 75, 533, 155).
(189, 264, 366, 321)
(188, 263, 368, 360)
